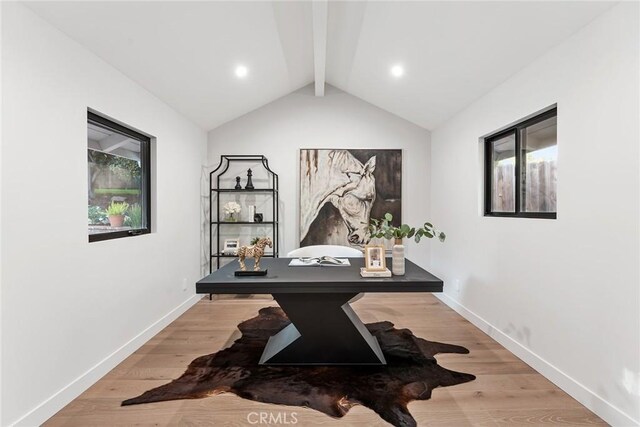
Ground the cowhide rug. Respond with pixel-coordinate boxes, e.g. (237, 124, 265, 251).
(123, 307, 475, 427)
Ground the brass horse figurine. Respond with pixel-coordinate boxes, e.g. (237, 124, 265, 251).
(237, 237, 273, 271)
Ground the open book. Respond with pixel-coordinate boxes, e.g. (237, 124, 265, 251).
(288, 256, 351, 267)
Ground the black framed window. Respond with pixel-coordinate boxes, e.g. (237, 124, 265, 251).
(87, 111, 152, 242)
(484, 107, 557, 219)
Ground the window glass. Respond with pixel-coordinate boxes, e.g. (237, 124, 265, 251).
(521, 117, 557, 213)
(491, 133, 516, 213)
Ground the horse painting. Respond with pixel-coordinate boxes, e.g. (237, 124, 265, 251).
(300, 149, 402, 249)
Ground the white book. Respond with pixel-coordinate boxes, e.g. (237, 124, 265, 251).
(289, 257, 351, 267)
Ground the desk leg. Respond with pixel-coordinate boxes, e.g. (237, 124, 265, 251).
(259, 293, 386, 366)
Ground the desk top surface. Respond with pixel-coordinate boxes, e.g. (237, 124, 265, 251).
(196, 257, 443, 294)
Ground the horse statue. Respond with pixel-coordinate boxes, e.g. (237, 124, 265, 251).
(236, 237, 273, 271)
(300, 150, 376, 247)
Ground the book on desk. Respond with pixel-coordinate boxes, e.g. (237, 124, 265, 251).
(288, 256, 351, 267)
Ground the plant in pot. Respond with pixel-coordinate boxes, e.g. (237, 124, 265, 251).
(106, 201, 129, 228)
(223, 201, 242, 222)
(369, 213, 446, 276)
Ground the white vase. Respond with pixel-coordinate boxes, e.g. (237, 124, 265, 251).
(392, 239, 405, 276)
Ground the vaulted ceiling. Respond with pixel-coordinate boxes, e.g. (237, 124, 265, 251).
(26, 1, 615, 131)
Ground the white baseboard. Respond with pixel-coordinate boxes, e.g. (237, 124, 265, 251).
(435, 292, 639, 427)
(11, 294, 202, 427)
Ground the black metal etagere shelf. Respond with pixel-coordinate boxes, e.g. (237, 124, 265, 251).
(209, 155, 279, 273)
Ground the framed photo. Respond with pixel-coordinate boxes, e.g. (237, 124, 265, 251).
(223, 238, 240, 255)
(364, 245, 386, 271)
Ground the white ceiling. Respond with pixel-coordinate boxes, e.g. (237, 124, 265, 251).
(26, 1, 615, 131)
(26, 1, 314, 131)
(327, 1, 614, 129)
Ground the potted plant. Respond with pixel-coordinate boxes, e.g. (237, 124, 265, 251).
(106, 201, 129, 228)
(369, 213, 445, 275)
(223, 201, 242, 222)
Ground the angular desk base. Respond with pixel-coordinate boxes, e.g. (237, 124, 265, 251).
(259, 293, 386, 366)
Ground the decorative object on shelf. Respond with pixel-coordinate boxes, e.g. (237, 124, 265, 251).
(223, 201, 241, 222)
(223, 238, 240, 255)
(392, 240, 405, 276)
(369, 213, 446, 276)
(234, 177, 242, 189)
(248, 205, 256, 223)
(299, 149, 402, 249)
(245, 168, 255, 190)
(364, 244, 387, 271)
(209, 155, 279, 274)
(254, 212, 263, 223)
(106, 201, 129, 228)
(122, 306, 475, 427)
(237, 237, 272, 272)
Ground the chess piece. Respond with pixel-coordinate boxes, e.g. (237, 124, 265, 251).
(234, 177, 242, 190)
(245, 169, 255, 190)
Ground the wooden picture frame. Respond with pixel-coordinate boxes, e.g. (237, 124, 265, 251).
(223, 238, 240, 255)
(364, 245, 386, 271)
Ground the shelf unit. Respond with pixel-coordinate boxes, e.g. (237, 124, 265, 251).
(209, 155, 279, 273)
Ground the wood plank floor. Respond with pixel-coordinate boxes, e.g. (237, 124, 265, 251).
(44, 294, 606, 426)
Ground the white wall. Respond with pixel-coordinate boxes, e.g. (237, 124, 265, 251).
(430, 3, 639, 425)
(207, 84, 431, 266)
(1, 3, 206, 425)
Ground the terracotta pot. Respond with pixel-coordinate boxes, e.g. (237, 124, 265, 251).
(108, 214, 125, 227)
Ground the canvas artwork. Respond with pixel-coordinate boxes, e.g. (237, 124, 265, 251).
(299, 149, 402, 248)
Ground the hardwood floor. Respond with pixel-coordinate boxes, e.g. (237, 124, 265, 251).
(44, 294, 606, 426)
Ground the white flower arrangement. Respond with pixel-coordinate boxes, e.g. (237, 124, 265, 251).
(223, 201, 242, 215)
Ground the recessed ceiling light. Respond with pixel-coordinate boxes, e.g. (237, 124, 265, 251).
(390, 64, 405, 78)
(235, 65, 248, 79)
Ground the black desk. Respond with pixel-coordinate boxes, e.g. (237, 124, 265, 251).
(196, 258, 443, 366)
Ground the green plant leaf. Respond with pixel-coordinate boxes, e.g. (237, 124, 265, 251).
(384, 212, 393, 222)
(106, 201, 129, 216)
